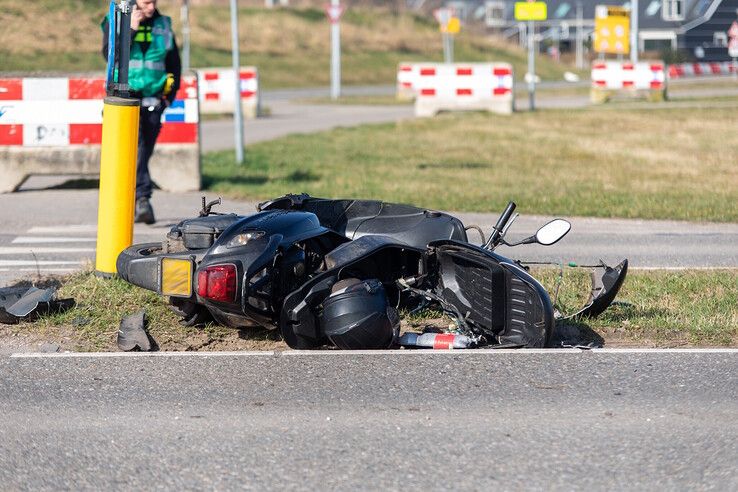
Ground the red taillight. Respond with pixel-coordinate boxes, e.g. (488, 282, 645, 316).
(197, 264, 237, 302)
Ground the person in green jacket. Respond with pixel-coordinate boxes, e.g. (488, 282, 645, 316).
(102, 0, 181, 224)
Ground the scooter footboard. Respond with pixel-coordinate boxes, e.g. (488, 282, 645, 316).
(430, 242, 554, 347)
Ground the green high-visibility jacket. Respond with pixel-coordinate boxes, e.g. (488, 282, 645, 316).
(129, 15, 173, 96)
(102, 15, 174, 97)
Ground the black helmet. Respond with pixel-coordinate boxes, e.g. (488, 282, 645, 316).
(320, 278, 399, 350)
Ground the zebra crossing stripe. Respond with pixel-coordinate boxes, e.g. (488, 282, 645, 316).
(0, 247, 94, 254)
(0, 260, 82, 266)
(12, 236, 97, 244)
(27, 225, 98, 234)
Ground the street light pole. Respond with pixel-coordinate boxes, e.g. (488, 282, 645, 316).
(230, 0, 244, 164)
(576, 1, 583, 70)
(330, 0, 342, 100)
(527, 19, 536, 111)
(630, 0, 639, 63)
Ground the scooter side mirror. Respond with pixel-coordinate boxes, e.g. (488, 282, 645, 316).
(535, 219, 571, 246)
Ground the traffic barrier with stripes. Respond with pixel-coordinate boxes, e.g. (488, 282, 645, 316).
(195, 67, 259, 118)
(413, 63, 514, 117)
(590, 61, 666, 103)
(397, 62, 420, 100)
(667, 62, 737, 79)
(0, 75, 200, 193)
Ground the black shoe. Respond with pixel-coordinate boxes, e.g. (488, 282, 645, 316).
(135, 197, 155, 225)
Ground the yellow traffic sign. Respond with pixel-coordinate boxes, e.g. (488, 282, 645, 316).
(514, 2, 547, 21)
(446, 17, 461, 34)
(594, 5, 630, 54)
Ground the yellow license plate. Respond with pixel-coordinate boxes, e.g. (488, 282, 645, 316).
(161, 258, 192, 297)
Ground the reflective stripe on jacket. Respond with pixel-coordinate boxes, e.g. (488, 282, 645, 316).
(129, 16, 173, 97)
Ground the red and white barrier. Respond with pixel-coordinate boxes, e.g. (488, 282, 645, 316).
(413, 63, 514, 117)
(667, 62, 737, 79)
(0, 75, 200, 193)
(590, 61, 666, 103)
(397, 63, 420, 100)
(195, 67, 259, 118)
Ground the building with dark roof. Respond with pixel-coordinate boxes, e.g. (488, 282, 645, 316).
(449, 0, 738, 61)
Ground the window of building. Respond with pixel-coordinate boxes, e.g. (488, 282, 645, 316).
(554, 3, 571, 18)
(697, 0, 711, 16)
(646, 0, 661, 16)
(713, 32, 727, 46)
(485, 1, 506, 27)
(662, 0, 685, 21)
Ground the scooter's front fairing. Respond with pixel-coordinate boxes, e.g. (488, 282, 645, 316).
(426, 240, 554, 347)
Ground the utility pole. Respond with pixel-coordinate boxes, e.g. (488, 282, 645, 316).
(230, 0, 244, 164)
(329, 0, 342, 100)
(442, 32, 451, 63)
(576, 1, 583, 70)
(630, 0, 639, 63)
(527, 19, 536, 111)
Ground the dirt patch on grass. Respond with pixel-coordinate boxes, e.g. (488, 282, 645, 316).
(0, 321, 288, 354)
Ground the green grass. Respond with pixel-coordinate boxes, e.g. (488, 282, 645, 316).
(12, 267, 738, 351)
(534, 268, 738, 346)
(202, 105, 738, 222)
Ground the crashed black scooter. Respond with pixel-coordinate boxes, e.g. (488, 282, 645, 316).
(117, 194, 627, 349)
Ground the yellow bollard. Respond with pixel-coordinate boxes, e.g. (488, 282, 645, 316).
(95, 96, 140, 276)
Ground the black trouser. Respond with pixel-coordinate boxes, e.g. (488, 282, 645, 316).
(136, 103, 165, 200)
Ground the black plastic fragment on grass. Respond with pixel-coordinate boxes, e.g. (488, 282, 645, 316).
(0, 286, 75, 324)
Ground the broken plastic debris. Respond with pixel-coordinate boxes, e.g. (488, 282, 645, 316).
(0, 286, 75, 324)
(117, 310, 157, 352)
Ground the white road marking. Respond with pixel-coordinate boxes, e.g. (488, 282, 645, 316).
(0, 247, 94, 254)
(0, 268, 75, 273)
(631, 266, 738, 271)
(11, 351, 277, 358)
(0, 260, 82, 266)
(12, 236, 96, 244)
(9, 348, 738, 358)
(280, 348, 584, 355)
(591, 348, 738, 353)
(28, 225, 98, 234)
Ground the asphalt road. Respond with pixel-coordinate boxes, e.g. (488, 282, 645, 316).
(202, 100, 413, 152)
(1, 350, 735, 490)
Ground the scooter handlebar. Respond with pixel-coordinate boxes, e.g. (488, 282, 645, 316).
(493, 201, 516, 233)
(484, 201, 516, 250)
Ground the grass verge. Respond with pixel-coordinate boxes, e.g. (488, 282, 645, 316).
(202, 105, 738, 222)
(2, 268, 735, 352)
(534, 267, 738, 347)
(2, 268, 284, 352)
